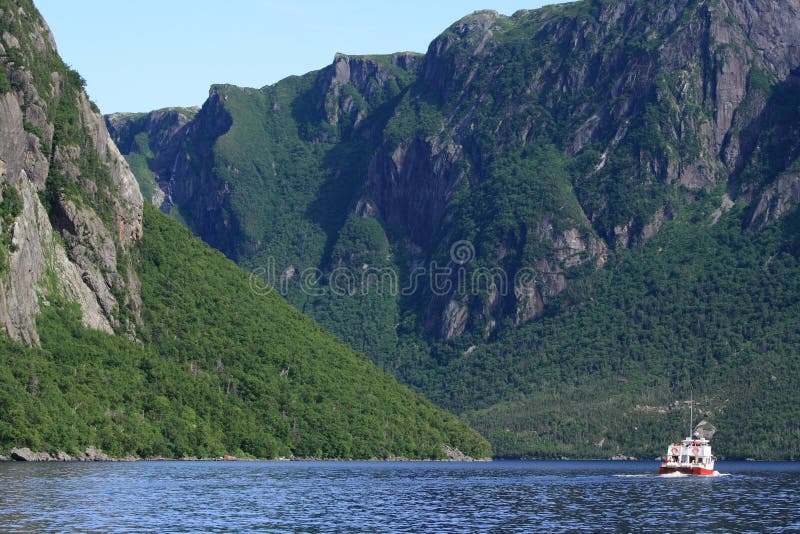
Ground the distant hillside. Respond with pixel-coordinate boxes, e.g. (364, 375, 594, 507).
(0, 0, 490, 460)
(110, 0, 800, 459)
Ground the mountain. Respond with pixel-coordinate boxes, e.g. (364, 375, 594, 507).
(110, 0, 800, 459)
(0, 0, 490, 460)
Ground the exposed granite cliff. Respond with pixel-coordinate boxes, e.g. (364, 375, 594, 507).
(0, 1, 142, 344)
(315, 52, 422, 138)
(357, 0, 800, 336)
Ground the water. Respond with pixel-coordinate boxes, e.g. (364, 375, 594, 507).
(1, 460, 798, 532)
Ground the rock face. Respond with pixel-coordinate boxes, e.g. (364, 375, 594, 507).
(163, 88, 238, 257)
(76, 446, 110, 461)
(0, 1, 143, 344)
(316, 52, 423, 138)
(105, 107, 198, 208)
(111, 0, 800, 342)
(442, 444, 476, 461)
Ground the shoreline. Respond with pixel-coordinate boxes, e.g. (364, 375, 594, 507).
(2, 447, 790, 463)
(0, 456, 495, 463)
(0, 446, 492, 463)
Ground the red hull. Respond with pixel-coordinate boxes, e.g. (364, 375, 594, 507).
(659, 465, 714, 476)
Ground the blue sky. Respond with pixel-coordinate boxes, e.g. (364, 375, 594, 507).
(35, 1, 563, 114)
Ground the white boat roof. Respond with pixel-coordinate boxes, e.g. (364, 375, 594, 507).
(667, 437, 711, 447)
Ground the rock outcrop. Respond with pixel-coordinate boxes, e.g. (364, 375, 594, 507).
(7, 446, 113, 461)
(0, 1, 143, 344)
(76, 446, 111, 461)
(357, 0, 800, 336)
(9, 447, 47, 461)
(694, 420, 717, 441)
(442, 444, 477, 461)
(315, 52, 422, 138)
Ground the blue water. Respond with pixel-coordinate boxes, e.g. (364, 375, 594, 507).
(1, 460, 798, 532)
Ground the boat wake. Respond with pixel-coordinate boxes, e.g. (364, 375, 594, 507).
(657, 470, 729, 478)
(611, 472, 733, 480)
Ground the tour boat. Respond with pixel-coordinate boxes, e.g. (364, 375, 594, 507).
(658, 434, 716, 475)
(658, 395, 716, 475)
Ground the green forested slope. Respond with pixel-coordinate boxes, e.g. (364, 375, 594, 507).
(435, 199, 800, 459)
(0, 205, 490, 459)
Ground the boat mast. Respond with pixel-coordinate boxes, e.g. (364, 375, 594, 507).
(689, 390, 693, 438)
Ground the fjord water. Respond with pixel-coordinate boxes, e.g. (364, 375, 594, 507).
(1, 461, 798, 532)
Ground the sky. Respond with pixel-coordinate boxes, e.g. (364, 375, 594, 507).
(35, 0, 564, 114)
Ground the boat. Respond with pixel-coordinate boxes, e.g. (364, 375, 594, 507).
(658, 394, 716, 476)
(658, 434, 716, 475)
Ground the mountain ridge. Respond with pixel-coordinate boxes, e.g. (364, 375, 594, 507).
(110, 0, 800, 458)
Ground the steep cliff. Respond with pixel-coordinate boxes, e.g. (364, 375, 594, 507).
(0, 0, 142, 343)
(116, 0, 800, 341)
(105, 106, 197, 207)
(363, 0, 800, 335)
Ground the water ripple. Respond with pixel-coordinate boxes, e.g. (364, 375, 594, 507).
(0, 460, 798, 532)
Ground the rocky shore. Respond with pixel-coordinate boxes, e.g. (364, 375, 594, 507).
(1, 447, 134, 462)
(1, 445, 487, 463)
